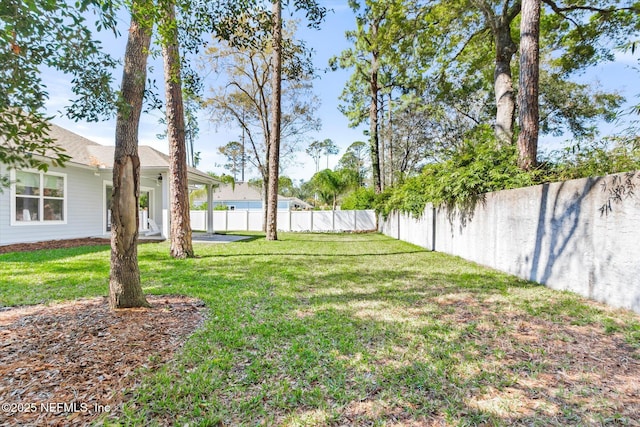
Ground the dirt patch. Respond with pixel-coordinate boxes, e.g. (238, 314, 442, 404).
(0, 295, 205, 426)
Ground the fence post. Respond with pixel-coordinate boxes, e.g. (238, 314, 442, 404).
(431, 206, 437, 251)
(354, 210, 357, 231)
(310, 210, 314, 231)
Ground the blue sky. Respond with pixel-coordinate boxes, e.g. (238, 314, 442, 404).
(46, 1, 639, 183)
(48, 0, 366, 183)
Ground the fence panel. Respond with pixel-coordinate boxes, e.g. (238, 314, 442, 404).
(290, 211, 312, 231)
(310, 211, 333, 231)
(248, 211, 263, 231)
(355, 210, 376, 231)
(226, 211, 249, 230)
(190, 211, 207, 231)
(334, 211, 354, 231)
(191, 209, 377, 233)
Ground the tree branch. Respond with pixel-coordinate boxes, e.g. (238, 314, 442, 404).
(542, 0, 638, 15)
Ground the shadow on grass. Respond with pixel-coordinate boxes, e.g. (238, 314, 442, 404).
(128, 268, 639, 425)
(273, 280, 637, 424)
(4, 233, 639, 424)
(194, 250, 430, 259)
(193, 233, 265, 244)
(235, 235, 265, 243)
(277, 234, 391, 244)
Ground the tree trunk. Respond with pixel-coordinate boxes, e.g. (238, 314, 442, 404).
(493, 21, 517, 146)
(517, 0, 541, 170)
(388, 92, 393, 187)
(261, 172, 268, 232)
(110, 2, 152, 309)
(162, 0, 194, 259)
(379, 94, 385, 191)
(369, 28, 382, 194)
(266, 0, 282, 241)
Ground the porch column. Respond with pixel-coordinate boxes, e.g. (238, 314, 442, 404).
(207, 183, 214, 234)
(161, 172, 170, 238)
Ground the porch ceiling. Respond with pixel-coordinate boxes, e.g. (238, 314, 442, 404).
(140, 167, 219, 186)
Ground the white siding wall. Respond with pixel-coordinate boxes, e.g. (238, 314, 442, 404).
(0, 164, 10, 245)
(1, 165, 105, 245)
(0, 167, 164, 246)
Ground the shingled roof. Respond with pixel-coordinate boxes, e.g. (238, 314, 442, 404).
(47, 124, 102, 166)
(45, 124, 216, 184)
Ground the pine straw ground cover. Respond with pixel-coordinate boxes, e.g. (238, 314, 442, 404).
(1, 232, 639, 426)
(0, 296, 204, 426)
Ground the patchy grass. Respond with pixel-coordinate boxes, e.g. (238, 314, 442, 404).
(1, 232, 639, 425)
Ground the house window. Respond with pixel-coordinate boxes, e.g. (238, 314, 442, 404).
(13, 171, 66, 223)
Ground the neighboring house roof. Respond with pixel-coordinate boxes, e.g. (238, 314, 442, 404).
(212, 182, 263, 201)
(45, 124, 216, 184)
(285, 196, 314, 210)
(212, 182, 313, 209)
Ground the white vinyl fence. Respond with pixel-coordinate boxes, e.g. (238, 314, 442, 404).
(191, 209, 376, 233)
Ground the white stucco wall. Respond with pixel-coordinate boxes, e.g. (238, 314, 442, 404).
(380, 172, 640, 313)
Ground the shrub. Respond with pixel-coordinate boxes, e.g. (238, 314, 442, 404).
(377, 127, 535, 218)
(341, 187, 376, 210)
(542, 137, 640, 181)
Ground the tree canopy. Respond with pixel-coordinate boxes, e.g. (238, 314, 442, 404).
(0, 0, 119, 176)
(333, 0, 638, 194)
(200, 18, 321, 193)
(330, 0, 639, 216)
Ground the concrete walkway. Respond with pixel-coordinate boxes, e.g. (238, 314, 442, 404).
(192, 233, 252, 243)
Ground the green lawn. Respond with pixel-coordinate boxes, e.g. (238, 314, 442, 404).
(1, 232, 639, 425)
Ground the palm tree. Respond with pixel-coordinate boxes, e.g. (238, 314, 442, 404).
(311, 169, 349, 210)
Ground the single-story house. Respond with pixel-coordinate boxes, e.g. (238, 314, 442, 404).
(206, 182, 313, 211)
(0, 124, 218, 246)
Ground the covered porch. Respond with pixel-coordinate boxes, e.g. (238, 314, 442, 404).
(141, 167, 219, 240)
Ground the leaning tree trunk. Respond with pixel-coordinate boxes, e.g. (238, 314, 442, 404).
(162, 0, 194, 259)
(493, 20, 518, 146)
(517, 0, 541, 170)
(109, 2, 153, 309)
(266, 0, 282, 241)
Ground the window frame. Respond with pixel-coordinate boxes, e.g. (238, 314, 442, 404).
(10, 169, 68, 226)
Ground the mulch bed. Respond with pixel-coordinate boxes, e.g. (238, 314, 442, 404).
(0, 237, 164, 255)
(0, 295, 205, 426)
